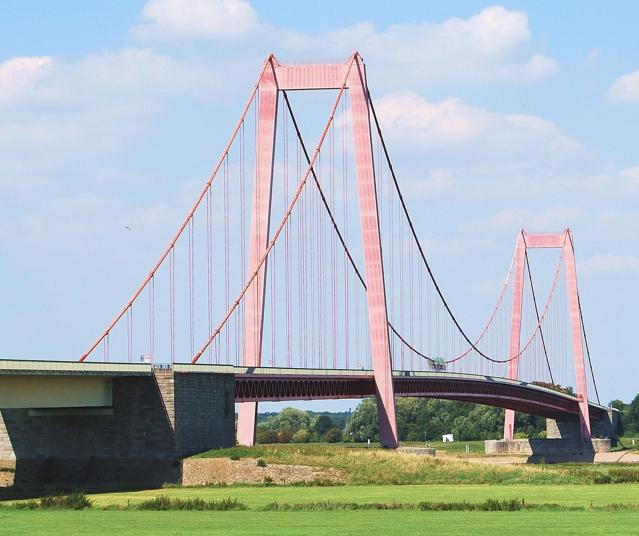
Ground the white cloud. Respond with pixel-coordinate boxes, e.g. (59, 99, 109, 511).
(374, 91, 581, 165)
(139, 0, 257, 38)
(402, 168, 455, 198)
(484, 206, 584, 231)
(134, 4, 558, 86)
(580, 253, 639, 275)
(374, 93, 489, 145)
(619, 166, 639, 190)
(0, 56, 52, 103)
(607, 69, 639, 102)
(0, 47, 219, 188)
(367, 91, 634, 201)
(285, 6, 558, 86)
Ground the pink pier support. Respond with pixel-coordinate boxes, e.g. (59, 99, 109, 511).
(236, 60, 279, 447)
(236, 53, 399, 448)
(503, 229, 591, 440)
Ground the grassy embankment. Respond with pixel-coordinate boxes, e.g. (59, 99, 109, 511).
(192, 443, 639, 485)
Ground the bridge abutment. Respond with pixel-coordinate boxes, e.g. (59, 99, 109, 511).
(486, 408, 619, 462)
(546, 407, 619, 446)
(0, 371, 234, 491)
(485, 438, 611, 462)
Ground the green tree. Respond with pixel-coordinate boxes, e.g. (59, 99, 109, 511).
(626, 394, 639, 435)
(276, 429, 293, 443)
(344, 399, 379, 442)
(255, 428, 278, 444)
(313, 415, 334, 438)
(344, 398, 545, 443)
(262, 407, 311, 434)
(610, 399, 627, 436)
(292, 428, 312, 443)
(323, 426, 342, 443)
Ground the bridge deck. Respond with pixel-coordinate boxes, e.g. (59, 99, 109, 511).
(0, 360, 607, 421)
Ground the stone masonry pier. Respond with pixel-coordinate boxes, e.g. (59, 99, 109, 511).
(0, 362, 234, 491)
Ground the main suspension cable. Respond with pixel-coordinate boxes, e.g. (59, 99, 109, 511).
(287, 87, 550, 365)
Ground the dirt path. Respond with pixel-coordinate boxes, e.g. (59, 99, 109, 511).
(182, 458, 344, 486)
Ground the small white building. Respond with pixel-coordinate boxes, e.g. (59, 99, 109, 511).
(442, 434, 454, 442)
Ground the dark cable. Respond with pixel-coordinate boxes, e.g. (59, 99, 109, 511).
(367, 90, 494, 361)
(566, 232, 601, 405)
(282, 90, 436, 364)
(523, 243, 555, 385)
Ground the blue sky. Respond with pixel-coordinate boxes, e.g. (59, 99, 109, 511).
(1, 1, 638, 410)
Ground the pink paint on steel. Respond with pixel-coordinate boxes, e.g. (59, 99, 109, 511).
(274, 63, 350, 90)
(78, 57, 274, 362)
(348, 57, 398, 448)
(523, 233, 565, 249)
(503, 231, 526, 440)
(237, 60, 279, 447)
(191, 56, 357, 365)
(503, 229, 591, 440)
(192, 56, 357, 447)
(563, 230, 591, 438)
(233, 53, 398, 448)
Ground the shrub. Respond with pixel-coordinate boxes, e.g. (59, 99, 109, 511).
(136, 496, 246, 511)
(263, 476, 274, 486)
(38, 492, 93, 510)
(292, 429, 312, 443)
(256, 429, 278, 444)
(256, 458, 267, 468)
(14, 501, 39, 510)
(323, 427, 342, 443)
(276, 430, 293, 443)
(592, 473, 612, 484)
(419, 499, 523, 511)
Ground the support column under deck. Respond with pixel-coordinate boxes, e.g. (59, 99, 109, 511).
(237, 62, 278, 446)
(348, 57, 398, 448)
(503, 232, 526, 440)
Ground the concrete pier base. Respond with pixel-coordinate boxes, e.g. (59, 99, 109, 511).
(485, 438, 611, 463)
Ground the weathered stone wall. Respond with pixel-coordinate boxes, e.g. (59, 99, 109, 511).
(0, 371, 235, 490)
(174, 373, 234, 457)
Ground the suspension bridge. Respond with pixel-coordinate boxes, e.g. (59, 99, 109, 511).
(0, 54, 613, 482)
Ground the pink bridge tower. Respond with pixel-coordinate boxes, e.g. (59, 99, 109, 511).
(503, 229, 591, 440)
(236, 54, 399, 448)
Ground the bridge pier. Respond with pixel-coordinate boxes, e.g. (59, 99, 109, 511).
(546, 407, 618, 446)
(487, 407, 619, 461)
(0, 368, 234, 491)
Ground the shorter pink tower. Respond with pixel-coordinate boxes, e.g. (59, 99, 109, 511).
(503, 229, 591, 440)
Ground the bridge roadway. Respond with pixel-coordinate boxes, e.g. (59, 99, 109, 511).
(0, 359, 607, 422)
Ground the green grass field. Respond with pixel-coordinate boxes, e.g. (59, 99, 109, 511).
(3, 482, 639, 535)
(79, 483, 639, 509)
(2, 510, 639, 536)
(3, 443, 639, 534)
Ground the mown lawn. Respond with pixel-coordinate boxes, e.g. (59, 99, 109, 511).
(1, 509, 638, 536)
(80, 483, 639, 510)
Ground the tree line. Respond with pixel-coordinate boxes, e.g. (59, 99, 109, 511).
(254, 394, 639, 444)
(611, 395, 639, 436)
(254, 398, 545, 444)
